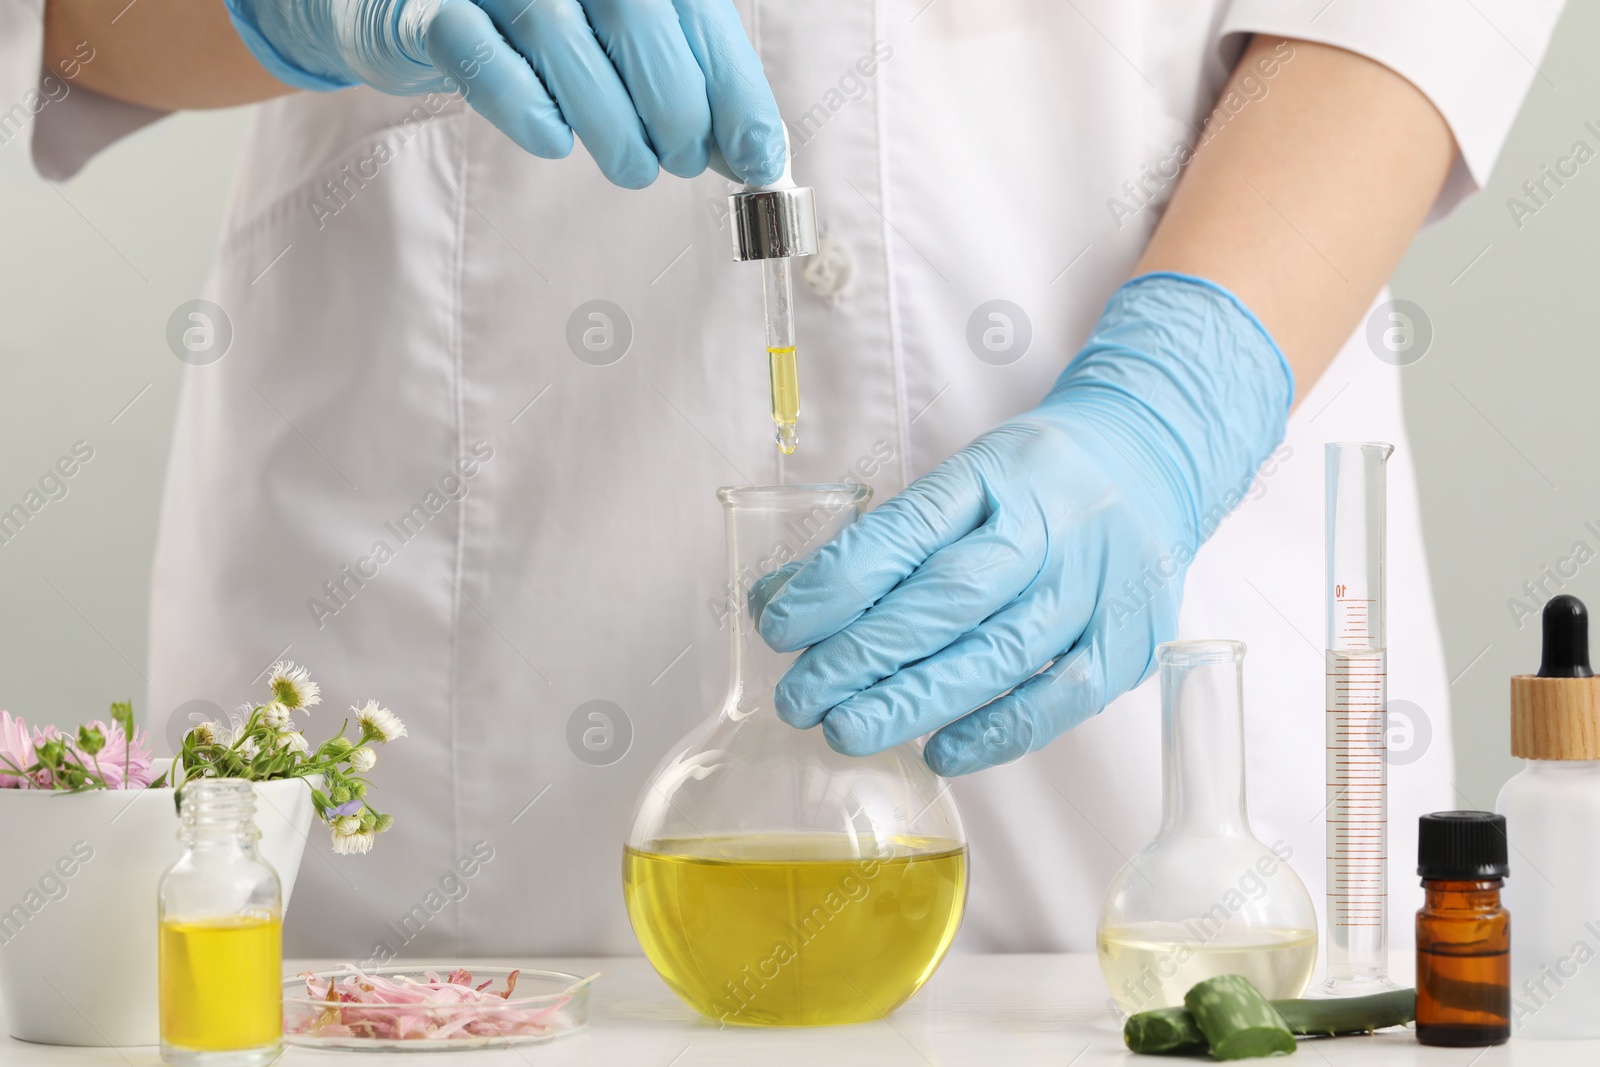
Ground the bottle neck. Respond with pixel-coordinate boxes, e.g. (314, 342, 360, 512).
(1422, 878, 1503, 910)
(179, 778, 260, 853)
(719, 488, 867, 720)
(731, 593, 796, 720)
(724, 523, 799, 721)
(1523, 758, 1600, 770)
(1159, 651, 1249, 836)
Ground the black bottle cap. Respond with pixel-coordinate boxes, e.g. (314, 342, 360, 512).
(1539, 595, 1593, 678)
(1418, 812, 1508, 880)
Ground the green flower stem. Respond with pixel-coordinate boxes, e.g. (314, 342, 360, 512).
(165, 684, 401, 850)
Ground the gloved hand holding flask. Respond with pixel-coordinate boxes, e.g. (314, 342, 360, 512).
(753, 273, 1294, 775)
(222, 0, 786, 188)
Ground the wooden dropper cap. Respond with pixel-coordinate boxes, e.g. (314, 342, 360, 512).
(1511, 594, 1600, 759)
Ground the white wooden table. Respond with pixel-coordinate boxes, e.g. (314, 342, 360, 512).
(3, 954, 1595, 1065)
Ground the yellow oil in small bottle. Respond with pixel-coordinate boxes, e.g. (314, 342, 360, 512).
(624, 833, 966, 1026)
(767, 345, 800, 454)
(159, 915, 282, 1051)
(1097, 922, 1317, 1012)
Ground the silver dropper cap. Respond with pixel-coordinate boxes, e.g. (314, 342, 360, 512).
(728, 186, 818, 261)
(716, 128, 818, 262)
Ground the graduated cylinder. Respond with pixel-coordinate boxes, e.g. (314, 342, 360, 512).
(1321, 441, 1399, 995)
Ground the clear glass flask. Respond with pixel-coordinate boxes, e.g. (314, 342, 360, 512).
(1097, 641, 1317, 1013)
(1320, 441, 1399, 995)
(623, 484, 968, 1027)
(158, 779, 283, 1066)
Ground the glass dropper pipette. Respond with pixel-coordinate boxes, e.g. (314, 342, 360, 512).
(763, 257, 799, 453)
(721, 135, 817, 455)
(1319, 441, 1401, 997)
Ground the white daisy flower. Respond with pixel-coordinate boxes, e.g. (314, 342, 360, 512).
(229, 705, 255, 739)
(238, 736, 260, 761)
(350, 747, 377, 772)
(190, 722, 218, 746)
(268, 661, 321, 711)
(333, 815, 362, 835)
(355, 702, 407, 743)
(261, 703, 292, 729)
(331, 826, 375, 855)
(275, 730, 310, 755)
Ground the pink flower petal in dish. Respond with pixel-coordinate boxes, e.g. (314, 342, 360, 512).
(289, 967, 580, 1042)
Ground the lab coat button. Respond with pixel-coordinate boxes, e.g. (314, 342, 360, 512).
(802, 234, 853, 302)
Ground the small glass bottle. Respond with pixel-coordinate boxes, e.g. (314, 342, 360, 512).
(1096, 641, 1318, 1013)
(158, 779, 283, 1066)
(1414, 811, 1510, 1048)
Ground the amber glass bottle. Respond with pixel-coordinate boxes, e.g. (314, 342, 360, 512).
(1414, 812, 1510, 1047)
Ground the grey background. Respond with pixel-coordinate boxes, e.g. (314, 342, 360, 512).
(1, 7, 1595, 808)
(1392, 1, 1600, 809)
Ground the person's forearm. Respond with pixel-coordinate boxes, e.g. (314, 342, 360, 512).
(1135, 36, 1455, 400)
(44, 0, 291, 109)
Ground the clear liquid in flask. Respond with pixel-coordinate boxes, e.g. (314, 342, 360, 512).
(1098, 922, 1317, 1013)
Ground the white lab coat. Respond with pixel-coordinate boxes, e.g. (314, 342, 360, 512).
(1, 0, 1561, 961)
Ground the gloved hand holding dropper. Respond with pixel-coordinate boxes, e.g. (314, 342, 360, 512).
(223, 0, 786, 188)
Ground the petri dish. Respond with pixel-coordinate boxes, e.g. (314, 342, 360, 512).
(283, 966, 592, 1051)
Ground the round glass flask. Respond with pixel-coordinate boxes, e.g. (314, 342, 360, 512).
(1097, 640, 1317, 1013)
(623, 484, 968, 1027)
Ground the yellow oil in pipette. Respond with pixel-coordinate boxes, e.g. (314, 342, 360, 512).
(759, 254, 801, 456)
(768, 345, 799, 454)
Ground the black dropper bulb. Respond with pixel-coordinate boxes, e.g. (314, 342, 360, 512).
(1538, 594, 1593, 678)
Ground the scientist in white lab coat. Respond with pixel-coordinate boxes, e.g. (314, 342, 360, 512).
(6, 0, 1560, 957)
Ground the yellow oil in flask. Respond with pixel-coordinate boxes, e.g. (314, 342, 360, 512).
(625, 833, 966, 1026)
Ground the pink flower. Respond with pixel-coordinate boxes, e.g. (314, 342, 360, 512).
(7, 717, 155, 790)
(28, 724, 63, 788)
(0, 711, 39, 788)
(82, 719, 155, 789)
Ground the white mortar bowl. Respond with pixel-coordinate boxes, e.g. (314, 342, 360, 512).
(0, 763, 315, 1045)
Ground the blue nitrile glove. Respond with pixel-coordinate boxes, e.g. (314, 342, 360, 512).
(223, 0, 785, 187)
(752, 272, 1294, 776)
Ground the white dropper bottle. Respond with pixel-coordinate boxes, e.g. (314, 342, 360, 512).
(1496, 594, 1600, 1038)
